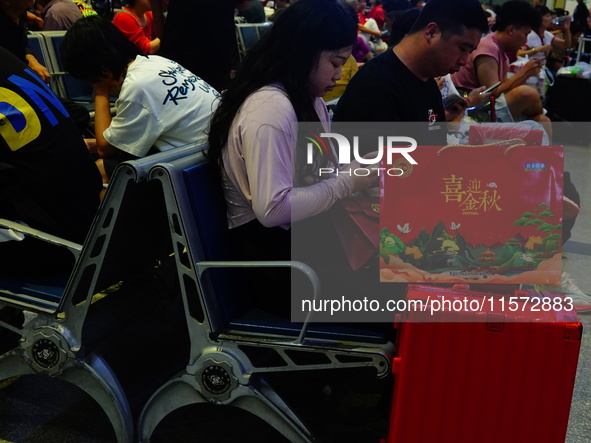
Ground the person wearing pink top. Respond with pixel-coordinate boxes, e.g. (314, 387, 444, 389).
(452, 1, 549, 131)
(112, 0, 160, 54)
(207, 0, 379, 316)
(452, 32, 509, 91)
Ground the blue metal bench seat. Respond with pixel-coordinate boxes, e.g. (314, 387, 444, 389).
(139, 151, 394, 442)
(0, 143, 203, 442)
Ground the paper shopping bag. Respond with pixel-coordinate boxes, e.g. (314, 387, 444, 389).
(379, 145, 564, 284)
(332, 193, 380, 271)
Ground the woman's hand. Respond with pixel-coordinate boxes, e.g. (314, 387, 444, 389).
(340, 152, 381, 193)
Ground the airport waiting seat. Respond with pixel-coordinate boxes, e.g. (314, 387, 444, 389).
(0, 143, 203, 443)
(235, 22, 272, 60)
(26, 31, 65, 97)
(138, 152, 394, 442)
(35, 30, 94, 104)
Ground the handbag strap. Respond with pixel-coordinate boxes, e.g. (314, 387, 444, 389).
(437, 138, 527, 156)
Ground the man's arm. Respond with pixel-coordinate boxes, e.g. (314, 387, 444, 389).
(358, 24, 382, 39)
(25, 54, 50, 83)
(517, 44, 552, 58)
(93, 82, 118, 158)
(475, 55, 543, 97)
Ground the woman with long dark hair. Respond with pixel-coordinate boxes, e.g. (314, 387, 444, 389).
(208, 0, 378, 314)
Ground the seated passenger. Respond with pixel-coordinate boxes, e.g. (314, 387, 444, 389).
(348, 0, 385, 52)
(334, 0, 489, 145)
(0, 46, 102, 274)
(366, 0, 385, 31)
(452, 1, 551, 134)
(112, 0, 160, 54)
(517, 5, 572, 60)
(61, 16, 220, 184)
(1, 0, 91, 134)
(37, 0, 83, 30)
(207, 0, 378, 315)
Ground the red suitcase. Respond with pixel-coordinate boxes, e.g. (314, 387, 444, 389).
(388, 284, 582, 443)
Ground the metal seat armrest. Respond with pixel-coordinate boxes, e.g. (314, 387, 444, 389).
(0, 218, 82, 260)
(195, 260, 320, 345)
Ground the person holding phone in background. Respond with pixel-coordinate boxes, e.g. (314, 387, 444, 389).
(452, 1, 550, 132)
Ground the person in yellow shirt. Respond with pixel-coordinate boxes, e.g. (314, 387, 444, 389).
(323, 55, 359, 102)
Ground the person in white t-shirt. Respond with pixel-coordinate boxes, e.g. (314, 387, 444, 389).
(61, 15, 220, 183)
(517, 5, 571, 59)
(207, 0, 380, 317)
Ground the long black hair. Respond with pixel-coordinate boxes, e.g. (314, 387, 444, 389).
(207, 0, 357, 165)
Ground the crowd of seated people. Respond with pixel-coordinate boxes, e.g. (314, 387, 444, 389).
(1, 0, 590, 312)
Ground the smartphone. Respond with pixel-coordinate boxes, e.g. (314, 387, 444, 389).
(480, 81, 502, 95)
(442, 93, 465, 108)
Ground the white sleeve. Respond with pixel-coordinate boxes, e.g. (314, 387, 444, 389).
(525, 31, 538, 50)
(103, 99, 164, 157)
(363, 18, 380, 34)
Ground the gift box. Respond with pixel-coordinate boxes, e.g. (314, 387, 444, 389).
(379, 145, 564, 284)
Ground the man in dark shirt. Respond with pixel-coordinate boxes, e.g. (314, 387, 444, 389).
(1, 0, 90, 133)
(0, 46, 102, 273)
(334, 0, 488, 147)
(150, 0, 239, 92)
(0, 0, 51, 82)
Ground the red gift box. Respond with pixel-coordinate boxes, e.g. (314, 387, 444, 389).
(379, 145, 564, 284)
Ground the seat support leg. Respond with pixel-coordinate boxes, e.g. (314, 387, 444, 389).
(0, 351, 133, 443)
(138, 373, 207, 443)
(59, 354, 133, 443)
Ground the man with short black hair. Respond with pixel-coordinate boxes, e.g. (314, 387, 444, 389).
(61, 16, 220, 184)
(452, 0, 550, 129)
(335, 0, 487, 144)
(334, 0, 488, 145)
